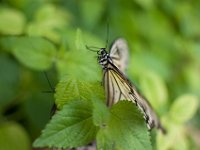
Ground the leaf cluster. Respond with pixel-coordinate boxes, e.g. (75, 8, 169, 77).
(0, 0, 200, 150)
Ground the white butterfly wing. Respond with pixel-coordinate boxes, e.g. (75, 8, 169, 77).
(109, 38, 129, 73)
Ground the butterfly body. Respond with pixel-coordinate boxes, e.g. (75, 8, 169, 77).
(96, 38, 166, 133)
(98, 48, 112, 69)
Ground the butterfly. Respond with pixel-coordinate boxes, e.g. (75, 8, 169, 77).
(96, 38, 166, 133)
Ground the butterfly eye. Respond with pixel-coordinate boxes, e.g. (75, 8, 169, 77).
(99, 48, 106, 55)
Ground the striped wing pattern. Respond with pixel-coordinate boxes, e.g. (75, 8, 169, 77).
(103, 63, 165, 132)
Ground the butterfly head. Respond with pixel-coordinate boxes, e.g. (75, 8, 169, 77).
(97, 48, 111, 68)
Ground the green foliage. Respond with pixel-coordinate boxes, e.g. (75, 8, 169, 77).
(34, 98, 152, 149)
(92, 97, 110, 127)
(140, 71, 168, 112)
(157, 94, 199, 150)
(56, 29, 102, 80)
(33, 99, 97, 148)
(55, 76, 105, 109)
(0, 7, 25, 35)
(0, 122, 30, 150)
(97, 101, 152, 150)
(80, 0, 106, 29)
(0, 0, 200, 149)
(26, 4, 71, 43)
(169, 94, 199, 124)
(0, 54, 21, 111)
(0, 36, 56, 70)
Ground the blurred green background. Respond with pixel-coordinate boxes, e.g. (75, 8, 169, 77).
(0, 0, 200, 150)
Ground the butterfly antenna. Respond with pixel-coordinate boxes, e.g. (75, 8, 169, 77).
(85, 45, 100, 52)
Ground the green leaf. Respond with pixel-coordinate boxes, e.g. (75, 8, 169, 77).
(92, 98, 110, 127)
(0, 122, 30, 150)
(0, 7, 25, 35)
(156, 118, 189, 150)
(55, 76, 104, 109)
(97, 101, 152, 150)
(169, 94, 199, 124)
(26, 4, 70, 43)
(57, 29, 102, 81)
(33, 99, 98, 149)
(1, 36, 56, 70)
(57, 50, 101, 81)
(59, 28, 104, 53)
(139, 71, 168, 112)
